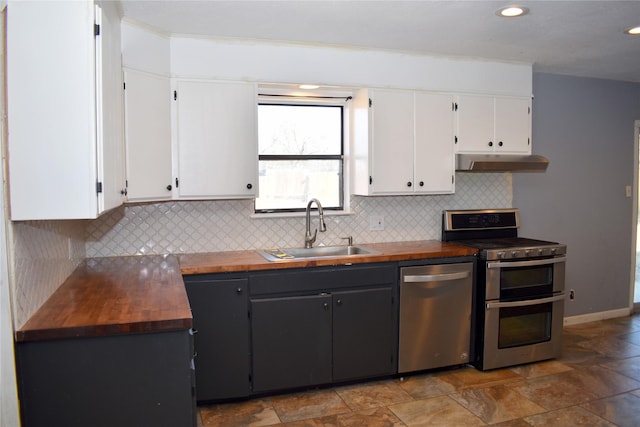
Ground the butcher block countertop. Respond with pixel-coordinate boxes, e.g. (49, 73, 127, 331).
(178, 240, 477, 274)
(16, 241, 477, 342)
(16, 255, 191, 342)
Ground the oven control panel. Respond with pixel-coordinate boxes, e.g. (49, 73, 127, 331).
(489, 244, 567, 261)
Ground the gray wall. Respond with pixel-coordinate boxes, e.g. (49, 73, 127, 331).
(514, 73, 640, 317)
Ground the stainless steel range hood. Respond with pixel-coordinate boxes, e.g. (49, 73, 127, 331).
(456, 154, 549, 173)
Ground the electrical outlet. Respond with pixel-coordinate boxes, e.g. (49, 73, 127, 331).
(626, 185, 632, 198)
(569, 289, 575, 300)
(369, 215, 385, 231)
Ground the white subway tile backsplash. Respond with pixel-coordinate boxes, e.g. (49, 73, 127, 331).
(86, 173, 512, 257)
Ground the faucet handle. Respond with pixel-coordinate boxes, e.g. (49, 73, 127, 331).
(340, 236, 353, 246)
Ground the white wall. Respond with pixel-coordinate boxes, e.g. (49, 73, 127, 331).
(168, 36, 532, 96)
(121, 20, 170, 75)
(0, 5, 20, 425)
(121, 21, 532, 96)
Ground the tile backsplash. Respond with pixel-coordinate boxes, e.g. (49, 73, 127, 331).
(86, 173, 512, 257)
(12, 173, 510, 327)
(11, 220, 85, 328)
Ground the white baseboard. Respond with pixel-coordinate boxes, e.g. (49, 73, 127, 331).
(563, 307, 632, 326)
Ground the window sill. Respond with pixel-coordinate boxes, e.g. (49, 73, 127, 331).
(250, 209, 354, 220)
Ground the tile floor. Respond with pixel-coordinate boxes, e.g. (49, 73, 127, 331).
(197, 314, 640, 426)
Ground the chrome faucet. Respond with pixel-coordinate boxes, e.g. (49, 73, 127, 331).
(305, 198, 327, 248)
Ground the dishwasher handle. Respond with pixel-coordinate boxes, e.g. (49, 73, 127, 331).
(403, 271, 470, 283)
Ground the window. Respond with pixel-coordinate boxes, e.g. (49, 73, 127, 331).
(255, 103, 344, 213)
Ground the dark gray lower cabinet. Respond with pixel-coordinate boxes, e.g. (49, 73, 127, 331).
(17, 331, 196, 427)
(249, 263, 397, 394)
(184, 263, 398, 400)
(332, 287, 394, 382)
(251, 294, 333, 392)
(184, 274, 250, 401)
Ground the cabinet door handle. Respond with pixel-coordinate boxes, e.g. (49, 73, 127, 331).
(498, 141, 504, 147)
(323, 302, 329, 310)
(236, 287, 243, 294)
(419, 181, 424, 187)
(336, 299, 342, 306)
(488, 141, 494, 147)
(407, 181, 412, 187)
(247, 183, 253, 190)
(166, 185, 172, 191)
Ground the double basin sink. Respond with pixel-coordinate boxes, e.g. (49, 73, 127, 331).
(257, 245, 379, 262)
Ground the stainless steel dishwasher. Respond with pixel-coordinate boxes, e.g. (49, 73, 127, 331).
(398, 262, 474, 373)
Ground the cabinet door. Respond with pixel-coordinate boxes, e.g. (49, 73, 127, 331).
(370, 89, 414, 193)
(333, 287, 395, 382)
(95, 1, 127, 213)
(251, 294, 332, 392)
(495, 97, 531, 154)
(17, 331, 195, 427)
(124, 71, 173, 201)
(185, 277, 250, 401)
(176, 80, 258, 199)
(455, 95, 495, 153)
(7, 0, 124, 219)
(414, 93, 455, 194)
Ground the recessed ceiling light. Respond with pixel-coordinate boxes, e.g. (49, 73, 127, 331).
(299, 84, 320, 90)
(496, 5, 529, 17)
(625, 26, 640, 35)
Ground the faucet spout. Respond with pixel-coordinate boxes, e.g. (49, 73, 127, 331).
(305, 198, 326, 248)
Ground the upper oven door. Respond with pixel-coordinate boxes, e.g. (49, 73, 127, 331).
(485, 256, 566, 300)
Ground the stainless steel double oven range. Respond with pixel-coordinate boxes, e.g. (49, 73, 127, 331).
(442, 209, 567, 370)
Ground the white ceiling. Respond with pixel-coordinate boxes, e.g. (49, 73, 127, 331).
(118, 0, 640, 83)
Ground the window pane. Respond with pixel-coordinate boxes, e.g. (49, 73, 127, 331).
(256, 160, 342, 211)
(258, 105, 342, 155)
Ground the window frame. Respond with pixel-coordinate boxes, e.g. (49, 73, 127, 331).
(254, 97, 347, 214)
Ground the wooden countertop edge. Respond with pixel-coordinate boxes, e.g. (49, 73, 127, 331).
(15, 318, 193, 342)
(178, 251, 477, 274)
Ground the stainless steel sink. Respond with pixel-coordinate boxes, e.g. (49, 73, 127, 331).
(257, 245, 379, 261)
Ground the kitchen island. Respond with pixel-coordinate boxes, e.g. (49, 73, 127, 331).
(15, 241, 477, 427)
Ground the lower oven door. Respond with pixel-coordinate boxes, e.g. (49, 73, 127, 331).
(480, 293, 565, 370)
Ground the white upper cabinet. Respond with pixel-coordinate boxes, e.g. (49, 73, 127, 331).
(352, 89, 455, 196)
(123, 71, 173, 201)
(414, 92, 456, 193)
(175, 80, 258, 199)
(494, 97, 532, 153)
(7, 0, 125, 220)
(368, 89, 415, 194)
(455, 94, 531, 154)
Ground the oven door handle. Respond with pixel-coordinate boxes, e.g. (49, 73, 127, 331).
(403, 271, 470, 283)
(487, 256, 567, 269)
(486, 294, 565, 310)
